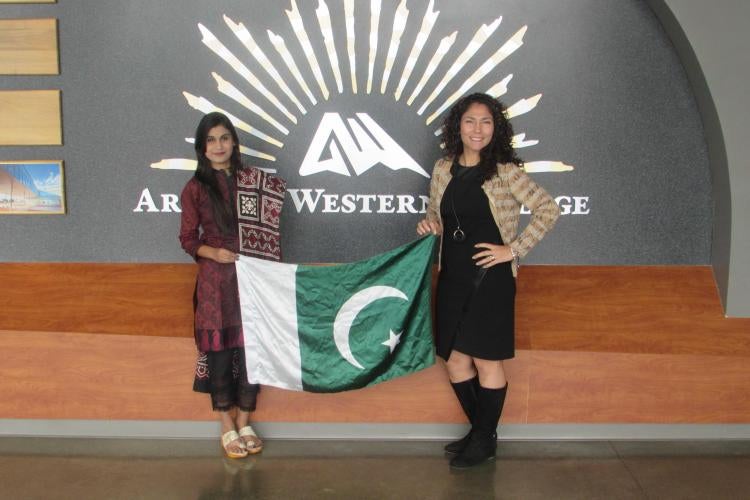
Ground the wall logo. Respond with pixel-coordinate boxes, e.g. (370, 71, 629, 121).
(301, 112, 428, 178)
(141, 0, 581, 218)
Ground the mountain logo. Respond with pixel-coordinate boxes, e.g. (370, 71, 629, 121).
(300, 112, 429, 178)
(152, 1, 575, 176)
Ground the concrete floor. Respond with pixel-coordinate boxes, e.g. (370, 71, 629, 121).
(1, 439, 750, 499)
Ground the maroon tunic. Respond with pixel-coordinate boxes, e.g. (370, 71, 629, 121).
(179, 169, 242, 352)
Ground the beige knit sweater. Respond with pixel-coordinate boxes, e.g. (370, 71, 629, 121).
(425, 158, 561, 277)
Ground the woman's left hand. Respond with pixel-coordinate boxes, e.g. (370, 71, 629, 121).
(472, 243, 514, 268)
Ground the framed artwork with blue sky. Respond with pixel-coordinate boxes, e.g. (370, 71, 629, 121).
(0, 161, 65, 215)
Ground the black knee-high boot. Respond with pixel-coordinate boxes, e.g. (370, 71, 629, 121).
(445, 376, 480, 454)
(450, 383, 507, 468)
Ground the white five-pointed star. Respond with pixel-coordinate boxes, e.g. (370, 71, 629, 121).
(382, 329, 402, 353)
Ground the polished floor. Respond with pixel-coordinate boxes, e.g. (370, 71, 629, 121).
(2, 438, 750, 499)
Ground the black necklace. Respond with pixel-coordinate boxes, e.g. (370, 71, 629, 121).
(449, 162, 476, 243)
(451, 194, 466, 243)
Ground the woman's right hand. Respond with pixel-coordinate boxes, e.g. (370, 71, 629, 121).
(197, 245, 238, 263)
(212, 248, 239, 263)
(416, 219, 442, 236)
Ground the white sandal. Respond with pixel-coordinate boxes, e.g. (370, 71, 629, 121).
(221, 430, 248, 459)
(238, 425, 264, 454)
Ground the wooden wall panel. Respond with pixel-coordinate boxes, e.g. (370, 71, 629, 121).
(0, 330, 468, 423)
(4, 264, 750, 424)
(0, 19, 58, 75)
(2, 264, 749, 356)
(526, 351, 750, 423)
(3, 330, 750, 424)
(515, 266, 750, 356)
(0, 264, 196, 337)
(0, 90, 61, 145)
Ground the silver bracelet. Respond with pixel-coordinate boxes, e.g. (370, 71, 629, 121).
(510, 246, 520, 267)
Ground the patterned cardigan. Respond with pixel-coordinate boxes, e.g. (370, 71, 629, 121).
(425, 158, 560, 277)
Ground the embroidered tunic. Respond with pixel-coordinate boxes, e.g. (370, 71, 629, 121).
(179, 169, 242, 352)
(179, 166, 287, 399)
(179, 166, 287, 353)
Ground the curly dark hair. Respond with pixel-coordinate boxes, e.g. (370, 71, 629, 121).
(442, 92, 522, 182)
(193, 112, 243, 235)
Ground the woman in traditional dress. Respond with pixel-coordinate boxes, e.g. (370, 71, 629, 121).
(179, 112, 267, 458)
(417, 93, 560, 468)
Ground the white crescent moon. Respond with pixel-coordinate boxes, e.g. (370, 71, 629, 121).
(333, 285, 408, 370)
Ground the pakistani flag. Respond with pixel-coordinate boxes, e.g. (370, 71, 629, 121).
(236, 235, 437, 392)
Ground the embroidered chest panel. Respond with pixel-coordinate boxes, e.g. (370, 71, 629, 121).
(236, 168, 287, 261)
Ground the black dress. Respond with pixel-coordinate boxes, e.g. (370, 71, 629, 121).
(435, 162, 516, 361)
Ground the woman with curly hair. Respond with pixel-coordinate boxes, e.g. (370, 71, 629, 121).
(417, 93, 560, 468)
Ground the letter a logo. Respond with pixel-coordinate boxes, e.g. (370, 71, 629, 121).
(300, 113, 429, 178)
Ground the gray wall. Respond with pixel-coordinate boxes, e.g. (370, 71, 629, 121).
(647, 0, 750, 316)
(0, 2, 716, 269)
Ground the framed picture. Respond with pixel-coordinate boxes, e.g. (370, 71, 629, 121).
(0, 160, 65, 214)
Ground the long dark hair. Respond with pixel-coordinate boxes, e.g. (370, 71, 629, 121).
(193, 112, 242, 234)
(442, 93, 522, 182)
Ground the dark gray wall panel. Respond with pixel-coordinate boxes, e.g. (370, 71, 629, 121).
(648, 0, 750, 316)
(0, 0, 711, 264)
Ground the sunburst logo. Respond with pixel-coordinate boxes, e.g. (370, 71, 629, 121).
(150, 0, 574, 179)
